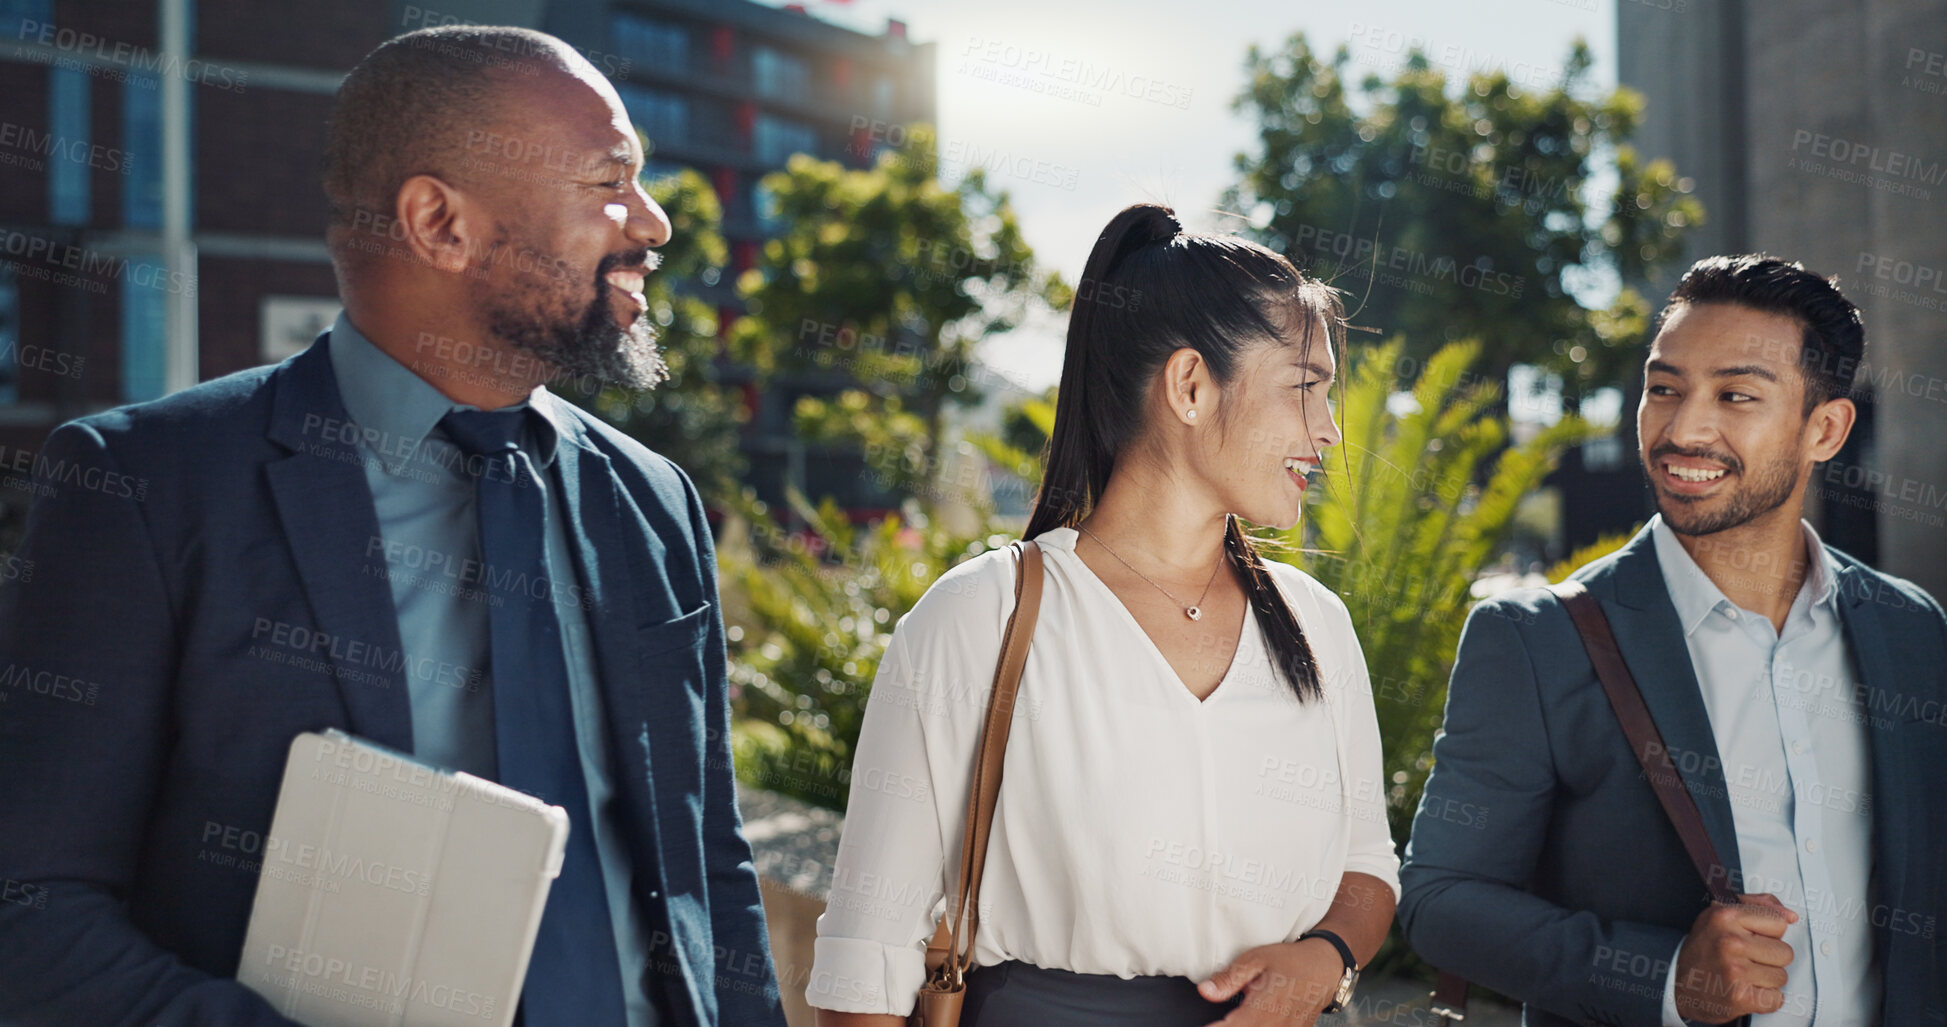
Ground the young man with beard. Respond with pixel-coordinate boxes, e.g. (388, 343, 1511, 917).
(0, 26, 785, 1027)
(1400, 255, 1946, 1027)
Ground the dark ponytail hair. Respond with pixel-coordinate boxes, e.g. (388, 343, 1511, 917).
(1026, 203, 1342, 704)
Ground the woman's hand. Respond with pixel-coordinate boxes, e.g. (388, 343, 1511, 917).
(1196, 937, 1347, 1026)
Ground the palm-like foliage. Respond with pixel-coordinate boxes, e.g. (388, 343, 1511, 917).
(1291, 338, 1594, 840)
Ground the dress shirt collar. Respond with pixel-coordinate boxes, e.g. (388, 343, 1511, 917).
(1648, 511, 1840, 637)
(327, 312, 566, 474)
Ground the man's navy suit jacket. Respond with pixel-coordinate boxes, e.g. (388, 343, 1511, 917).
(0, 335, 787, 1027)
(1399, 527, 1945, 1027)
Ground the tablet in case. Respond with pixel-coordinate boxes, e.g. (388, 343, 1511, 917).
(237, 729, 568, 1027)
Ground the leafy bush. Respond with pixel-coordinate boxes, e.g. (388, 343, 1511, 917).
(1288, 338, 1595, 842)
(722, 485, 1011, 811)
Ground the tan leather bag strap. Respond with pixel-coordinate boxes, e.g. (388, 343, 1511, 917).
(1431, 580, 1741, 1025)
(934, 540, 1043, 987)
(1549, 579, 1739, 903)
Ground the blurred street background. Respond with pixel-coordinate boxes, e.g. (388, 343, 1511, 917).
(2, 0, 1941, 1021)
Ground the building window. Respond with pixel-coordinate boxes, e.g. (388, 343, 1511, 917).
(642, 158, 688, 184)
(611, 14, 687, 72)
(258, 295, 340, 364)
(754, 179, 781, 232)
(0, 0, 50, 36)
(0, 265, 18, 404)
(617, 85, 688, 148)
(753, 114, 816, 164)
(48, 66, 89, 226)
(121, 257, 167, 402)
(1581, 433, 1625, 471)
(1578, 386, 1627, 471)
(123, 74, 162, 229)
(752, 45, 809, 101)
(872, 75, 895, 117)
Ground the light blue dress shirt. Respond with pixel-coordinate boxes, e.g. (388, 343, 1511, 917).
(327, 314, 657, 1027)
(1650, 514, 1878, 1027)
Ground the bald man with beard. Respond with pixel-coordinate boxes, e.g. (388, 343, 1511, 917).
(0, 26, 785, 1027)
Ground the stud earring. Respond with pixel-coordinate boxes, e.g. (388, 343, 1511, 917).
(1187, 409, 1197, 421)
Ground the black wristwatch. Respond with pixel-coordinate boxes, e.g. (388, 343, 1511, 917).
(1297, 928, 1360, 1013)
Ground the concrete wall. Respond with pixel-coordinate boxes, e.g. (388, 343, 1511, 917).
(1619, 0, 1947, 599)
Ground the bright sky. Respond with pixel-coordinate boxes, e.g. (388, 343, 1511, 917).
(763, 0, 1619, 392)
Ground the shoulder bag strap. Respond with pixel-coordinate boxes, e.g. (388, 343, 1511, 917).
(1547, 578, 1739, 904)
(1432, 578, 1739, 1024)
(936, 540, 1044, 987)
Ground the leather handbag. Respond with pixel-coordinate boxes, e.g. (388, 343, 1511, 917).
(907, 540, 1044, 1027)
(1431, 578, 1743, 1025)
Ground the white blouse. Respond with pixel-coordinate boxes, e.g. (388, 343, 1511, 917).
(805, 527, 1399, 1016)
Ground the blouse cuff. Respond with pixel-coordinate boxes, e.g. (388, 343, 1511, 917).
(806, 934, 929, 1015)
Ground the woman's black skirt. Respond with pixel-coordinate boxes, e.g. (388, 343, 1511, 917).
(960, 960, 1245, 1026)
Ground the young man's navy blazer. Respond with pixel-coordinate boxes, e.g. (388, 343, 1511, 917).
(0, 334, 787, 1027)
(1399, 527, 1945, 1026)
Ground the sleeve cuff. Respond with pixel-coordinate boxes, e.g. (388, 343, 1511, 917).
(1661, 937, 1686, 1027)
(805, 934, 929, 1016)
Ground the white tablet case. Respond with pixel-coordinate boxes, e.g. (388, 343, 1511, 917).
(237, 729, 569, 1027)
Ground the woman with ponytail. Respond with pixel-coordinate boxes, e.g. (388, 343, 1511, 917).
(807, 204, 1397, 1026)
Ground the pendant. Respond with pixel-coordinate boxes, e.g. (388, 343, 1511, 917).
(1186, 606, 1202, 621)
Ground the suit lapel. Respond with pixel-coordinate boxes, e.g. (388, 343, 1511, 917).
(264, 335, 414, 751)
(1587, 528, 1746, 882)
(548, 407, 673, 883)
(1832, 564, 1910, 964)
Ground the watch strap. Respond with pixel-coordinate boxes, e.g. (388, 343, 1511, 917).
(1298, 928, 1357, 972)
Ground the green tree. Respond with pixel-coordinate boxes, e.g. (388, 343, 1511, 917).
(732, 129, 1069, 486)
(717, 129, 1068, 808)
(1290, 339, 1594, 845)
(1228, 35, 1702, 398)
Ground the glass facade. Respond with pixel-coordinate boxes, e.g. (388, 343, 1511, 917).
(0, 266, 17, 405)
(122, 74, 163, 229)
(753, 113, 816, 164)
(611, 14, 688, 73)
(617, 84, 689, 148)
(752, 45, 809, 101)
(120, 258, 167, 403)
(753, 178, 781, 232)
(0, 0, 49, 36)
(47, 66, 88, 226)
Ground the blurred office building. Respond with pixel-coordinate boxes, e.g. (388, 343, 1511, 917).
(0, 0, 935, 528)
(1556, 0, 1947, 597)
